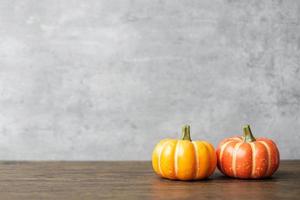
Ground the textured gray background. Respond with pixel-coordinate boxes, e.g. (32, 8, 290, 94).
(0, 0, 299, 160)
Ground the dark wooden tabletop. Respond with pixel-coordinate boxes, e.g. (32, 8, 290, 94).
(0, 160, 298, 199)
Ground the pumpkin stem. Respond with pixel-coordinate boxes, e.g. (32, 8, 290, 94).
(181, 125, 192, 141)
(243, 125, 256, 142)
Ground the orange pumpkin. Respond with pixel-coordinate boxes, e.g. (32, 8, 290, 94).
(216, 125, 280, 179)
(152, 125, 217, 180)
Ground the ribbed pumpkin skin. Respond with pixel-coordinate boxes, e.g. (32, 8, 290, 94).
(216, 136, 280, 179)
(152, 139, 217, 180)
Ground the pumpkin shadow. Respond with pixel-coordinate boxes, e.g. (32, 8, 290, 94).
(149, 176, 216, 199)
(213, 173, 280, 182)
(159, 176, 215, 182)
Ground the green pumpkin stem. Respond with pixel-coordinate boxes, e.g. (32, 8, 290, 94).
(181, 125, 192, 141)
(243, 125, 256, 142)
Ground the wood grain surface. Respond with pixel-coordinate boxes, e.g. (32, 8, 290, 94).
(0, 160, 298, 199)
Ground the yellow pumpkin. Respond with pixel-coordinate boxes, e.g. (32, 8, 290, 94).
(152, 125, 217, 180)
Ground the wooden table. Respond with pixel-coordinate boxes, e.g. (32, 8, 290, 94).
(0, 160, 298, 199)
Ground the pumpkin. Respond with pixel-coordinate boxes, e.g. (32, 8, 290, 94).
(216, 125, 280, 179)
(152, 125, 217, 180)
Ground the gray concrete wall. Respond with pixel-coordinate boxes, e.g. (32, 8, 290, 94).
(0, 0, 299, 160)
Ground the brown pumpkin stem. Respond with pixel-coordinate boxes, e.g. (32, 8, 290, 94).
(243, 125, 256, 142)
(181, 125, 192, 141)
